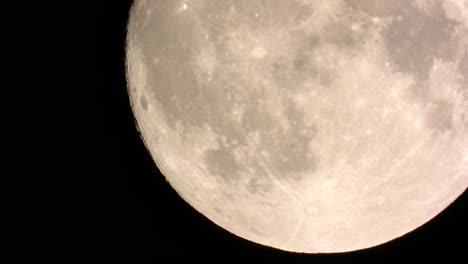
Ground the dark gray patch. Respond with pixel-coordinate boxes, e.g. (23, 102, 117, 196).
(405, 81, 431, 102)
(346, 0, 408, 17)
(145, 66, 181, 128)
(241, 101, 277, 132)
(271, 60, 310, 91)
(146, 62, 215, 129)
(426, 100, 454, 132)
(197, 80, 251, 148)
(307, 34, 322, 47)
(316, 68, 335, 87)
(273, 47, 336, 90)
(293, 56, 308, 71)
(139, 7, 220, 130)
(268, 133, 316, 178)
(322, 22, 362, 48)
(258, 103, 318, 180)
(287, 25, 367, 89)
(293, 54, 335, 87)
(246, 176, 273, 194)
(210, 117, 248, 148)
(204, 147, 242, 183)
(383, 4, 459, 80)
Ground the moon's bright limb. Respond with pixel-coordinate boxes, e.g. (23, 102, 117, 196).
(126, 0, 468, 253)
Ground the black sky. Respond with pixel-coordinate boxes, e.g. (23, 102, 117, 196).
(2, 0, 466, 261)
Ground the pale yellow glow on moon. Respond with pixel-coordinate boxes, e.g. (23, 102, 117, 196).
(126, 0, 468, 253)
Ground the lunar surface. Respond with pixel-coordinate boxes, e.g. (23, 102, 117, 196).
(126, 0, 468, 253)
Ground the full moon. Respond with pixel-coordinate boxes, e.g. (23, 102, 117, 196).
(126, 0, 468, 253)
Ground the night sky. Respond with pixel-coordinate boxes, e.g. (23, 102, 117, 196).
(2, 1, 466, 261)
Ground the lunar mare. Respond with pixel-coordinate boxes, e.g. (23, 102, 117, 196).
(126, 0, 468, 253)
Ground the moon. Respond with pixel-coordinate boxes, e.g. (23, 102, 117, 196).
(126, 0, 468, 253)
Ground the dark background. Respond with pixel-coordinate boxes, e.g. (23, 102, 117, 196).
(2, 0, 466, 261)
